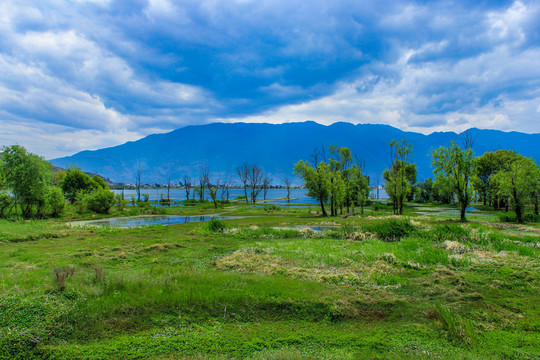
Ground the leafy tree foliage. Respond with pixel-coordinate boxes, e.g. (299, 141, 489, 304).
(1, 145, 52, 218)
(383, 140, 417, 215)
(294, 160, 330, 216)
(294, 146, 369, 216)
(491, 155, 540, 223)
(431, 141, 474, 222)
(47, 186, 65, 217)
(472, 150, 517, 209)
(61, 167, 99, 203)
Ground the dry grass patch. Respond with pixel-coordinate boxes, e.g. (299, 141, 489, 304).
(214, 249, 404, 286)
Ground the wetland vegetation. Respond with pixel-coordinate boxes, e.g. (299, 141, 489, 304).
(1, 200, 539, 359)
(0, 142, 539, 359)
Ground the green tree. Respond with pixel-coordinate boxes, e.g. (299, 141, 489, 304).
(293, 160, 330, 216)
(1, 145, 51, 218)
(431, 141, 474, 222)
(383, 140, 416, 215)
(491, 156, 540, 223)
(349, 165, 370, 214)
(47, 186, 65, 217)
(417, 177, 434, 202)
(61, 167, 98, 203)
(432, 176, 454, 204)
(473, 150, 517, 209)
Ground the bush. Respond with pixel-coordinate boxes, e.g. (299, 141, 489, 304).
(86, 189, 115, 214)
(364, 219, 415, 241)
(46, 186, 65, 217)
(498, 212, 538, 223)
(115, 194, 128, 210)
(205, 217, 227, 232)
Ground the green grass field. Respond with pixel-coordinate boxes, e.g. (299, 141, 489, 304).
(1, 202, 539, 359)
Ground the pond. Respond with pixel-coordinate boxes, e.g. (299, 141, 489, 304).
(70, 215, 244, 228)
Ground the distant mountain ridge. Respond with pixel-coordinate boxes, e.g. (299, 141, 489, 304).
(50, 121, 540, 184)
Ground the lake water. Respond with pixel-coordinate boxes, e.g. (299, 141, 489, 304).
(113, 188, 388, 204)
(70, 215, 244, 228)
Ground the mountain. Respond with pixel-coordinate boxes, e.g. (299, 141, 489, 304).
(50, 121, 540, 184)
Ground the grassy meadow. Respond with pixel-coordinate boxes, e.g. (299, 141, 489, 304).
(0, 201, 539, 359)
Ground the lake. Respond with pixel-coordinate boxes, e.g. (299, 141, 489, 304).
(113, 188, 388, 203)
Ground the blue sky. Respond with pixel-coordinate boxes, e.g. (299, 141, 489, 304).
(1, 0, 539, 158)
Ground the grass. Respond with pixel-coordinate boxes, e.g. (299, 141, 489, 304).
(0, 201, 539, 359)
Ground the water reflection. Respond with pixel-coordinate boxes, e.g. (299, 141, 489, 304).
(70, 215, 243, 228)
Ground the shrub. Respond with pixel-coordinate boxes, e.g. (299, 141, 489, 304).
(86, 189, 115, 214)
(115, 194, 128, 210)
(364, 219, 415, 241)
(522, 213, 539, 223)
(46, 186, 65, 217)
(205, 217, 227, 232)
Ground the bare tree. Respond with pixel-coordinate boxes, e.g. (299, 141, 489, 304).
(262, 176, 270, 200)
(310, 147, 321, 167)
(248, 165, 264, 204)
(284, 177, 291, 203)
(208, 177, 220, 209)
(199, 164, 210, 201)
(462, 131, 475, 150)
(236, 163, 250, 204)
(221, 169, 232, 202)
(167, 175, 172, 204)
(183, 174, 192, 201)
(135, 161, 143, 202)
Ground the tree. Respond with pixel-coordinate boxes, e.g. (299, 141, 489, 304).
(248, 164, 264, 204)
(491, 155, 540, 223)
(284, 177, 291, 203)
(47, 186, 65, 217)
(294, 160, 330, 216)
(349, 165, 370, 214)
(262, 176, 270, 200)
(221, 170, 232, 202)
(136, 161, 143, 202)
(473, 150, 517, 208)
(417, 177, 434, 202)
(61, 167, 96, 203)
(208, 177, 220, 209)
(1, 145, 52, 218)
(199, 165, 209, 201)
(383, 140, 416, 215)
(183, 174, 192, 201)
(431, 140, 474, 222)
(236, 163, 250, 204)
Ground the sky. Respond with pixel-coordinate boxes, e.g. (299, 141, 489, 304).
(1, 0, 539, 159)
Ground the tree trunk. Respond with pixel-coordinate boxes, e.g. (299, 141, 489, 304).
(319, 198, 327, 216)
(515, 204, 523, 223)
(460, 203, 467, 222)
(244, 185, 249, 204)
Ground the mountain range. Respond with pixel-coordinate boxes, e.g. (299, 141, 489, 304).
(50, 121, 540, 185)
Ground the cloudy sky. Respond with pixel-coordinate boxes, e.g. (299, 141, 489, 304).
(1, 0, 539, 158)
